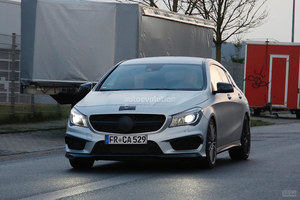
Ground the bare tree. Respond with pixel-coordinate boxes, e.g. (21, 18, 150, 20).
(128, 0, 187, 12)
(127, 0, 267, 62)
(195, 0, 267, 61)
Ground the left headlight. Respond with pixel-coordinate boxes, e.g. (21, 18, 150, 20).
(70, 108, 88, 127)
(169, 107, 202, 127)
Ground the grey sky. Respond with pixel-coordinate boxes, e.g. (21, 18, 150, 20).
(243, 0, 299, 42)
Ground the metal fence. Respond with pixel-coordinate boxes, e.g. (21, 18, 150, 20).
(0, 33, 32, 106)
(221, 61, 244, 91)
(0, 33, 66, 121)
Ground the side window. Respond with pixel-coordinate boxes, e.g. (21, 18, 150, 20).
(224, 72, 236, 88)
(210, 65, 223, 91)
(216, 67, 230, 84)
(218, 67, 237, 89)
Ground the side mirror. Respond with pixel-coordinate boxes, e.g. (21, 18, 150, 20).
(68, 82, 95, 107)
(78, 82, 94, 97)
(214, 82, 234, 94)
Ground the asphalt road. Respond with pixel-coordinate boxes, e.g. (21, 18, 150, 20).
(0, 123, 299, 200)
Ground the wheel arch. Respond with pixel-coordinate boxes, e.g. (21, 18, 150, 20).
(244, 112, 251, 128)
(207, 113, 217, 145)
(208, 113, 217, 134)
(245, 112, 250, 121)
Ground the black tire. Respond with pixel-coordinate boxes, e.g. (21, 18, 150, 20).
(253, 108, 261, 116)
(229, 115, 251, 160)
(69, 158, 94, 169)
(296, 111, 300, 119)
(202, 119, 217, 169)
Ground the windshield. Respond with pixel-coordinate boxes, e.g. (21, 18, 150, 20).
(98, 63, 206, 91)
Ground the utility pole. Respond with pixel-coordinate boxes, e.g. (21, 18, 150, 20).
(292, 0, 296, 42)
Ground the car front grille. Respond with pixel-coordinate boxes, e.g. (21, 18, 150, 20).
(91, 141, 163, 155)
(89, 114, 166, 133)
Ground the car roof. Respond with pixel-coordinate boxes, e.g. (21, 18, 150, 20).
(121, 56, 211, 65)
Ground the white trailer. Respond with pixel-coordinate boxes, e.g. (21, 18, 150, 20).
(21, 0, 214, 105)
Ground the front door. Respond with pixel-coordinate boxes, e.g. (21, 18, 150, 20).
(268, 55, 289, 107)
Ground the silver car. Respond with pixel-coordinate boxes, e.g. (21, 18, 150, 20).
(65, 57, 251, 169)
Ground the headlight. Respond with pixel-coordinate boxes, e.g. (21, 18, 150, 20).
(169, 107, 202, 127)
(70, 108, 88, 127)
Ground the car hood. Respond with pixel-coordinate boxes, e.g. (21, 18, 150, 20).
(75, 90, 209, 115)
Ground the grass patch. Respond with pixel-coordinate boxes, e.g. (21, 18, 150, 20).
(0, 104, 71, 125)
(251, 119, 273, 127)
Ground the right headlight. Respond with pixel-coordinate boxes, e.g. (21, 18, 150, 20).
(169, 107, 202, 127)
(70, 108, 88, 127)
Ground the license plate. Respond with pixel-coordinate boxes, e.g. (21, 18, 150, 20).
(105, 135, 147, 144)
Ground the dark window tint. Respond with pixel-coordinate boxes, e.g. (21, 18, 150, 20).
(98, 63, 206, 91)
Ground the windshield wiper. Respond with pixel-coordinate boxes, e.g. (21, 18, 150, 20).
(99, 88, 188, 91)
(99, 89, 122, 91)
(145, 88, 177, 90)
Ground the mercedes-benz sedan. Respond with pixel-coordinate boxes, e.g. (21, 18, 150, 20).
(65, 57, 251, 169)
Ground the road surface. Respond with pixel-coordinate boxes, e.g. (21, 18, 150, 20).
(0, 123, 299, 200)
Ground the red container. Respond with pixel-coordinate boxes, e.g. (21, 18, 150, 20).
(244, 41, 300, 118)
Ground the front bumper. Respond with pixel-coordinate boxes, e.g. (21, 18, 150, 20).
(65, 152, 203, 161)
(65, 113, 209, 160)
(65, 136, 204, 161)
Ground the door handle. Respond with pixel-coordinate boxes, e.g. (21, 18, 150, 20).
(227, 94, 232, 100)
(238, 94, 242, 99)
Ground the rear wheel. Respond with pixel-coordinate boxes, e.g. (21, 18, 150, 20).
(253, 108, 261, 116)
(69, 158, 94, 169)
(229, 115, 251, 160)
(202, 119, 217, 169)
(296, 110, 300, 119)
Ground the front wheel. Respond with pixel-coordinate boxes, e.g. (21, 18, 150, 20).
(202, 119, 217, 169)
(229, 115, 251, 160)
(69, 158, 94, 169)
